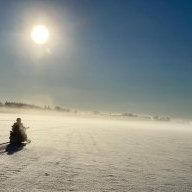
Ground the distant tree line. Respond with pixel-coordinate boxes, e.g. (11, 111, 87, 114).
(4, 101, 42, 109)
(0, 101, 171, 121)
(122, 112, 170, 121)
(0, 101, 72, 113)
(122, 112, 138, 118)
(54, 106, 70, 112)
(153, 115, 170, 121)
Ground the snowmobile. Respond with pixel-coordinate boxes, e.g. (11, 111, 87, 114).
(9, 126, 30, 145)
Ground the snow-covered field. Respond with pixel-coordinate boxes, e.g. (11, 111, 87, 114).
(0, 112, 192, 192)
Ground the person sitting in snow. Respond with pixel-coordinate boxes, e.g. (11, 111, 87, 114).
(10, 118, 28, 144)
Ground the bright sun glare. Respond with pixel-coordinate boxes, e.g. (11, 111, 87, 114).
(31, 25, 49, 45)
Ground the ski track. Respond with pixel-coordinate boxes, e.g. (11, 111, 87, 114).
(0, 113, 192, 191)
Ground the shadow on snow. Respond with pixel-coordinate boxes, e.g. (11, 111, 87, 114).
(0, 142, 26, 155)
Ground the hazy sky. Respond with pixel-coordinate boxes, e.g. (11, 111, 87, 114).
(0, 0, 192, 118)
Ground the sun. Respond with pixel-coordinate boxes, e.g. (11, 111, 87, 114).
(31, 25, 49, 45)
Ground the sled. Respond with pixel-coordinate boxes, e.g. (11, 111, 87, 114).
(0, 140, 31, 155)
(9, 127, 30, 145)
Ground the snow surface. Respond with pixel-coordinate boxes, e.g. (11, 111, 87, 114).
(0, 112, 192, 192)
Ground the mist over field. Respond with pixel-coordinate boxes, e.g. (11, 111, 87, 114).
(1, 112, 192, 191)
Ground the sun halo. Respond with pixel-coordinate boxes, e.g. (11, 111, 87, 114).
(31, 25, 49, 45)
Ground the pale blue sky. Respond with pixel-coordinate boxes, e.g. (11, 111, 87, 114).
(0, 0, 192, 118)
